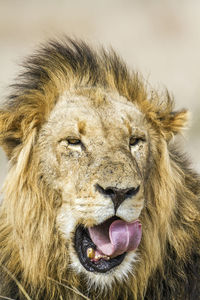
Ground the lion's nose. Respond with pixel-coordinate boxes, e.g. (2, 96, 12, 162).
(95, 184, 140, 212)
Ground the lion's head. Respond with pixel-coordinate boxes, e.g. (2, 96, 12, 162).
(0, 39, 199, 300)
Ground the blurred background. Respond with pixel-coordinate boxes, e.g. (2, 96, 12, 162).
(0, 0, 200, 189)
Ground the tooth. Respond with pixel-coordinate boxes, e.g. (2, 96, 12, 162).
(94, 254, 110, 261)
(103, 255, 110, 260)
(87, 248, 95, 259)
(87, 248, 111, 261)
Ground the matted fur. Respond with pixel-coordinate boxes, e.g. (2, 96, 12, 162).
(0, 38, 199, 300)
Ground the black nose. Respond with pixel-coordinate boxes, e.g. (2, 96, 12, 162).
(96, 184, 140, 212)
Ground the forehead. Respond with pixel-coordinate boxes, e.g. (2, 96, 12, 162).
(49, 90, 144, 130)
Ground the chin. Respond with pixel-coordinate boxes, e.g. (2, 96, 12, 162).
(69, 245, 138, 291)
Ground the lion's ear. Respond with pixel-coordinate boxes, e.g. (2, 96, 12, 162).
(159, 109, 189, 140)
(0, 110, 22, 159)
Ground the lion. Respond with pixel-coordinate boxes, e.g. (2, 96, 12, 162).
(0, 38, 199, 300)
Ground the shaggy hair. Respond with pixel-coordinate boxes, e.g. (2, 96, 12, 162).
(0, 38, 199, 300)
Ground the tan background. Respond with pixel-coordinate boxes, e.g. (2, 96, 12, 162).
(0, 0, 200, 189)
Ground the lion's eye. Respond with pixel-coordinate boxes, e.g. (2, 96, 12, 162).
(59, 138, 82, 151)
(67, 139, 81, 146)
(129, 137, 143, 147)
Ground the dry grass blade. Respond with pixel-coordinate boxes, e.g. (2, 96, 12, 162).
(0, 296, 15, 300)
(0, 265, 31, 300)
(47, 277, 90, 300)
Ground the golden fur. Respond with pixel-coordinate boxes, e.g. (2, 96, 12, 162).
(0, 38, 199, 300)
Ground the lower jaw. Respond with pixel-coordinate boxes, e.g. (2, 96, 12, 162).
(74, 225, 126, 273)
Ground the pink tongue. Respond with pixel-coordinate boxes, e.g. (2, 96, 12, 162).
(88, 219, 142, 258)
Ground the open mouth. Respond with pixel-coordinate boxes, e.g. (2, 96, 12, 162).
(74, 217, 142, 273)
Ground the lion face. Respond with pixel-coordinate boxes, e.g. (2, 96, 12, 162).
(38, 88, 149, 286)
